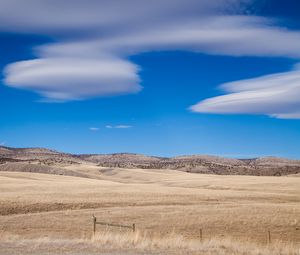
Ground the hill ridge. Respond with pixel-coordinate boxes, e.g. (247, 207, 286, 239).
(0, 146, 300, 176)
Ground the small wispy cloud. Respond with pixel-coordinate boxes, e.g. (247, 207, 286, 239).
(105, 125, 132, 129)
(0, 142, 6, 146)
(115, 125, 132, 129)
(89, 127, 99, 131)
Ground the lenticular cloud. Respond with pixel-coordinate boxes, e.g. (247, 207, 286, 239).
(4, 58, 141, 101)
(2, 0, 300, 115)
(190, 64, 300, 119)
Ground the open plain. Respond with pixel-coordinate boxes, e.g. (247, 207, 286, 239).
(0, 161, 300, 254)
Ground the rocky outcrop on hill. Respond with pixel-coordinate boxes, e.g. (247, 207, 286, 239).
(0, 146, 84, 165)
(80, 153, 300, 176)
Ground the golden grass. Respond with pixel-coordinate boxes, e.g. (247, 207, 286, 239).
(0, 168, 300, 254)
(1, 232, 300, 255)
(91, 230, 300, 254)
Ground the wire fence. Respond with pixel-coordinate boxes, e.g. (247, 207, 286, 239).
(91, 215, 300, 245)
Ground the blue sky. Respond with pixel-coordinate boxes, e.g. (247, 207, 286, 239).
(0, 0, 300, 158)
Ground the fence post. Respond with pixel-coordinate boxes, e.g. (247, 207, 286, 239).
(200, 228, 203, 242)
(267, 230, 271, 244)
(93, 215, 97, 237)
(132, 223, 136, 233)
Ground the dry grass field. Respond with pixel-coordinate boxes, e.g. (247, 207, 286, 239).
(0, 165, 300, 254)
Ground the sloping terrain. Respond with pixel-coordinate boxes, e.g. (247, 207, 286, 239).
(0, 146, 83, 164)
(1, 146, 300, 176)
(1, 151, 300, 253)
(79, 153, 300, 176)
(79, 153, 163, 166)
(0, 162, 89, 178)
(0, 170, 300, 254)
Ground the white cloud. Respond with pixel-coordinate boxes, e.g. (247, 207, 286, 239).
(48, 16, 300, 59)
(1, 0, 300, 105)
(0, 1, 248, 34)
(190, 64, 300, 119)
(89, 127, 99, 131)
(0, 142, 5, 146)
(115, 125, 132, 129)
(105, 125, 132, 129)
(4, 57, 141, 101)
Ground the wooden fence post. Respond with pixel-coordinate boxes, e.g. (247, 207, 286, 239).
(93, 215, 97, 237)
(199, 228, 203, 242)
(132, 223, 136, 233)
(267, 230, 271, 244)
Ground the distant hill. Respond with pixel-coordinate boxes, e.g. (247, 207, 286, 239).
(1, 146, 300, 176)
(0, 146, 84, 165)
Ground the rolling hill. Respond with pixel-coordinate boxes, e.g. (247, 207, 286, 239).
(0, 146, 300, 176)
